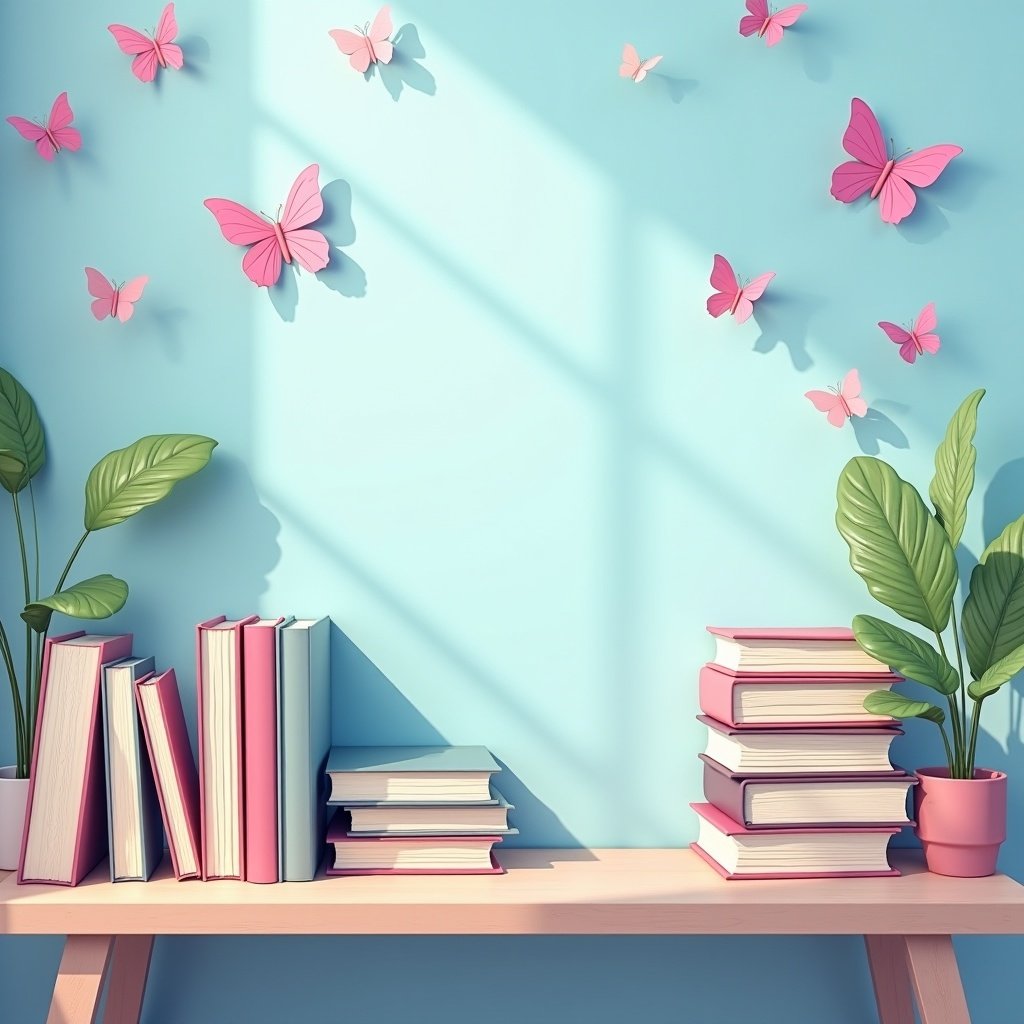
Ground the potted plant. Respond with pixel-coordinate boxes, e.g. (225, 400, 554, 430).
(835, 388, 1022, 876)
(0, 366, 217, 869)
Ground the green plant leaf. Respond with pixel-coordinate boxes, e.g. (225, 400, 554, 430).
(928, 389, 984, 548)
(0, 448, 26, 490)
(836, 456, 958, 632)
(967, 643, 1024, 701)
(852, 614, 959, 695)
(963, 514, 1024, 679)
(84, 434, 217, 531)
(0, 367, 45, 493)
(21, 574, 128, 633)
(864, 689, 946, 724)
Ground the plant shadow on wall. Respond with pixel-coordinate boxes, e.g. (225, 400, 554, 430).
(268, 178, 368, 322)
(374, 24, 436, 102)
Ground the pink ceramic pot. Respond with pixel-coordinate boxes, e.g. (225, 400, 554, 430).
(914, 767, 1007, 877)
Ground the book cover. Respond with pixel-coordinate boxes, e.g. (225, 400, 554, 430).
(135, 668, 203, 881)
(195, 614, 257, 881)
(707, 627, 859, 641)
(101, 656, 161, 882)
(278, 616, 332, 882)
(343, 791, 518, 836)
(19, 632, 134, 886)
(325, 745, 501, 775)
(242, 617, 293, 884)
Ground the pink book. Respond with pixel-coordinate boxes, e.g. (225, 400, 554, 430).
(690, 802, 901, 880)
(707, 626, 858, 641)
(19, 632, 133, 885)
(700, 754, 916, 829)
(706, 625, 895, 676)
(196, 615, 257, 880)
(698, 663, 901, 728)
(135, 669, 203, 880)
(242, 617, 291, 883)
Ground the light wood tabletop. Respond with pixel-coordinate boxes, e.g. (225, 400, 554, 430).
(3, 849, 1022, 1024)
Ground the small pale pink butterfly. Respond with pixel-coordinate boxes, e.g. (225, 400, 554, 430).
(619, 44, 662, 83)
(878, 303, 940, 364)
(739, 0, 807, 46)
(86, 268, 148, 323)
(706, 254, 775, 324)
(108, 3, 184, 83)
(329, 6, 394, 73)
(805, 369, 868, 428)
(6, 92, 81, 161)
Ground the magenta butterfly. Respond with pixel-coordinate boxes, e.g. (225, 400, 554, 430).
(86, 269, 148, 323)
(739, 0, 807, 46)
(6, 92, 81, 162)
(706, 255, 775, 324)
(878, 303, 940, 364)
(619, 44, 662, 83)
(329, 6, 394, 73)
(204, 164, 330, 288)
(830, 99, 962, 225)
(805, 370, 867, 428)
(108, 3, 183, 83)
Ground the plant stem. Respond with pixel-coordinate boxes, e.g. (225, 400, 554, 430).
(935, 631, 964, 776)
(937, 720, 955, 776)
(967, 697, 984, 778)
(0, 619, 26, 775)
(950, 606, 969, 772)
(54, 530, 90, 595)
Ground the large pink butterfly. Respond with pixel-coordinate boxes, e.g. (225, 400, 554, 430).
(805, 370, 867, 428)
(329, 6, 394, 73)
(619, 44, 662, 83)
(830, 99, 962, 225)
(204, 165, 331, 288)
(86, 268, 148, 323)
(739, 0, 808, 46)
(706, 254, 775, 324)
(878, 303, 940, 364)
(6, 92, 81, 162)
(108, 3, 183, 83)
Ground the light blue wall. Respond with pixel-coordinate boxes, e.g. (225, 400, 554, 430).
(1, 1, 1022, 1020)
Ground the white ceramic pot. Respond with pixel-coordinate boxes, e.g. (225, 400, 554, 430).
(0, 765, 30, 871)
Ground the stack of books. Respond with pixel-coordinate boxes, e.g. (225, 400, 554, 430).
(324, 745, 515, 875)
(690, 627, 916, 880)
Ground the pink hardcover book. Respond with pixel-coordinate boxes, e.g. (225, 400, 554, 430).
(135, 669, 203, 880)
(700, 754, 916, 829)
(690, 802, 901, 880)
(698, 663, 901, 728)
(19, 632, 134, 885)
(242, 616, 291, 883)
(707, 626, 858, 641)
(196, 614, 257, 880)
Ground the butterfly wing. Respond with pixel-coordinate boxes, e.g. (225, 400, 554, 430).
(108, 24, 153, 55)
(878, 174, 917, 224)
(280, 164, 324, 231)
(879, 321, 918, 364)
(284, 229, 331, 274)
(707, 254, 738, 317)
(805, 390, 844, 427)
(132, 49, 161, 83)
(155, 3, 178, 43)
(842, 98, 887, 168)
(912, 303, 940, 355)
(892, 145, 962, 188)
(115, 276, 148, 322)
(6, 116, 55, 159)
(619, 43, 640, 77)
(773, 4, 808, 26)
(741, 272, 775, 302)
(329, 29, 373, 73)
(204, 198, 277, 245)
(831, 161, 880, 204)
(85, 267, 114, 319)
(840, 369, 867, 417)
(739, 13, 763, 36)
(47, 92, 81, 152)
(242, 236, 285, 288)
(633, 55, 662, 82)
(369, 5, 394, 64)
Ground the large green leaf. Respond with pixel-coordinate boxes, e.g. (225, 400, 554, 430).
(0, 449, 26, 490)
(929, 389, 984, 548)
(963, 515, 1024, 679)
(0, 367, 45, 493)
(967, 643, 1024, 701)
(84, 434, 217, 531)
(852, 614, 959, 695)
(21, 574, 128, 633)
(864, 689, 946, 725)
(836, 457, 957, 632)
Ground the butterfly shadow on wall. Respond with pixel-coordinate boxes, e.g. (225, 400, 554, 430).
(850, 400, 909, 456)
(375, 24, 436, 101)
(791, 18, 843, 84)
(176, 33, 210, 82)
(895, 157, 989, 245)
(653, 71, 699, 105)
(750, 288, 821, 372)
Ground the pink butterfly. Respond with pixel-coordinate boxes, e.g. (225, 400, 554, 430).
(204, 164, 331, 288)
(830, 98, 962, 224)
(329, 6, 394, 73)
(878, 302, 940, 364)
(619, 44, 663, 83)
(108, 3, 184, 83)
(86, 268, 148, 323)
(805, 370, 868, 428)
(739, 0, 808, 46)
(6, 92, 81, 162)
(706, 254, 775, 324)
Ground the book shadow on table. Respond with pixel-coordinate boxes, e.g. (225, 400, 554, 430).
(332, 626, 590, 863)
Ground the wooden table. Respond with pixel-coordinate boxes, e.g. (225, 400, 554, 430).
(3, 849, 1023, 1024)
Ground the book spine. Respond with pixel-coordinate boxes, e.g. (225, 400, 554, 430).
(698, 667, 739, 728)
(243, 624, 280, 883)
(701, 760, 749, 827)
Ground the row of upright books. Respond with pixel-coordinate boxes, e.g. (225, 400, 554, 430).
(690, 627, 916, 879)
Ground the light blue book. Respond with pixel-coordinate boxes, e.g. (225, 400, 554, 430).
(277, 617, 332, 881)
(100, 656, 163, 882)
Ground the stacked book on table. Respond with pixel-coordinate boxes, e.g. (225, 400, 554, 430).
(324, 745, 516, 875)
(690, 627, 916, 880)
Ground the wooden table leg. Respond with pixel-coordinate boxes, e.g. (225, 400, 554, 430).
(47, 935, 114, 1024)
(103, 936, 154, 1024)
(903, 935, 971, 1024)
(864, 935, 915, 1024)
